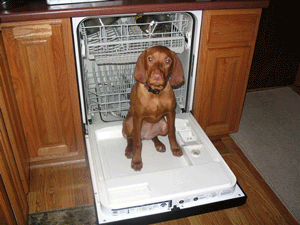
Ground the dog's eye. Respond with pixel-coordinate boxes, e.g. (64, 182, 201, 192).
(166, 58, 171, 64)
(148, 57, 153, 62)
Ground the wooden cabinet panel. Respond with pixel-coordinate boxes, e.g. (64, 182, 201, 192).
(0, 35, 29, 193)
(193, 9, 261, 136)
(0, 174, 18, 225)
(0, 110, 28, 224)
(208, 13, 259, 44)
(2, 19, 84, 164)
(195, 47, 252, 135)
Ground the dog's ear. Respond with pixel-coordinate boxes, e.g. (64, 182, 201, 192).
(134, 50, 147, 84)
(169, 51, 184, 88)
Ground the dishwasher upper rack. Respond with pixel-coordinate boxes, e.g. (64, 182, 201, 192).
(79, 13, 189, 65)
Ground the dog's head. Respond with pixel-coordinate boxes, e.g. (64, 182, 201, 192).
(134, 46, 184, 91)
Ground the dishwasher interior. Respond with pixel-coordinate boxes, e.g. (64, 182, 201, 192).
(71, 11, 246, 224)
(73, 12, 195, 124)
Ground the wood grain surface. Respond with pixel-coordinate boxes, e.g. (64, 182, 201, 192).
(1, 19, 85, 165)
(193, 9, 261, 136)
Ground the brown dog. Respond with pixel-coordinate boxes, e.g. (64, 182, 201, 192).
(122, 46, 184, 171)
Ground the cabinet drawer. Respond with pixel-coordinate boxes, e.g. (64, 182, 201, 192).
(206, 9, 261, 45)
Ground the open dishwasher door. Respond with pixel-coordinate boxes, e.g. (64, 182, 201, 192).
(86, 112, 246, 224)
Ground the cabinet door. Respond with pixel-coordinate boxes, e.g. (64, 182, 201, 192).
(1, 19, 84, 164)
(0, 175, 17, 225)
(0, 35, 29, 192)
(193, 9, 261, 136)
(0, 110, 28, 224)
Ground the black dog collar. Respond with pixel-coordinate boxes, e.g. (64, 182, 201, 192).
(144, 83, 161, 95)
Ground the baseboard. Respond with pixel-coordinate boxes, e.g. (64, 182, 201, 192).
(29, 152, 86, 168)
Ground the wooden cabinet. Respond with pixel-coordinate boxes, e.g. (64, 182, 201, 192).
(1, 19, 85, 165)
(0, 175, 18, 225)
(0, 33, 29, 192)
(193, 9, 262, 136)
(0, 111, 28, 224)
(0, 34, 29, 224)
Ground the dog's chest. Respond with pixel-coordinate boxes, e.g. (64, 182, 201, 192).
(144, 95, 173, 117)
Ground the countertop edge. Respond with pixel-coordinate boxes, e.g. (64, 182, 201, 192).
(0, 1, 269, 23)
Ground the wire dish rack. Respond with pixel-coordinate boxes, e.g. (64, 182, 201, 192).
(80, 13, 189, 121)
(84, 62, 135, 120)
(80, 13, 188, 65)
(84, 62, 185, 121)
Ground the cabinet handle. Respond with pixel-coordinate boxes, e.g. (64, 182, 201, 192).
(12, 24, 52, 39)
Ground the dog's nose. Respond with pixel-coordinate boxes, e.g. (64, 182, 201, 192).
(152, 68, 164, 80)
(153, 73, 162, 80)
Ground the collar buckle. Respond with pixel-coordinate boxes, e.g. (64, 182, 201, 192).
(144, 83, 160, 95)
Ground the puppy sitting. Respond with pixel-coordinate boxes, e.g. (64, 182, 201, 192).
(122, 46, 184, 171)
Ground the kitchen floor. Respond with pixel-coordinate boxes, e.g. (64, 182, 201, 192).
(28, 161, 94, 213)
(27, 136, 299, 224)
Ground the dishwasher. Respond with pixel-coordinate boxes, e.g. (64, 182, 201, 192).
(71, 11, 246, 224)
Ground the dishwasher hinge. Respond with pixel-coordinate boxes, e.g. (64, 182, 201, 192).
(84, 124, 89, 135)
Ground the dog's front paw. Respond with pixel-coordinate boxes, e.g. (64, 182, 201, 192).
(131, 159, 143, 171)
(171, 146, 183, 157)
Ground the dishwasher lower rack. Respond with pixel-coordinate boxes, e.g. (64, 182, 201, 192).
(84, 62, 185, 121)
(79, 13, 189, 65)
